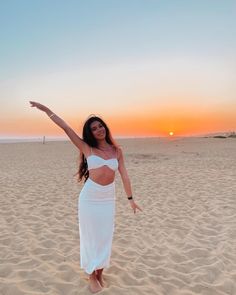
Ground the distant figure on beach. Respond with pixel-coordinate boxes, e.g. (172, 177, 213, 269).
(29, 101, 142, 293)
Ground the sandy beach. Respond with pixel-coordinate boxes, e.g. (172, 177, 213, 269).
(0, 137, 235, 295)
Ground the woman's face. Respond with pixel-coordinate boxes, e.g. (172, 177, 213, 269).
(90, 120, 106, 140)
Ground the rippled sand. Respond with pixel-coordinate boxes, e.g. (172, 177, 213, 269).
(0, 137, 235, 295)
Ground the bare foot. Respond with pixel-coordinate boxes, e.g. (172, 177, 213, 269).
(96, 270, 106, 288)
(89, 275, 102, 293)
(96, 274, 105, 288)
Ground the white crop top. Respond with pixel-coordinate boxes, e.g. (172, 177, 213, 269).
(87, 148, 119, 171)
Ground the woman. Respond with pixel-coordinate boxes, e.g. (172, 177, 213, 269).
(29, 101, 142, 293)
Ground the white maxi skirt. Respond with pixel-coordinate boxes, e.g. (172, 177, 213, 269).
(78, 178, 116, 274)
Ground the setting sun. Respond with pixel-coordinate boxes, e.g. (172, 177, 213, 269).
(169, 131, 174, 136)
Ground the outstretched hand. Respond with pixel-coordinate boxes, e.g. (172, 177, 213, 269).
(129, 200, 142, 214)
(29, 101, 49, 112)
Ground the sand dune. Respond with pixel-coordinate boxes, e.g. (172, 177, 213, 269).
(0, 137, 235, 294)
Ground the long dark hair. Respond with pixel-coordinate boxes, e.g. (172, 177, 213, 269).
(77, 115, 118, 182)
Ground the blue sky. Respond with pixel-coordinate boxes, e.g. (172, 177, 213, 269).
(1, 0, 235, 77)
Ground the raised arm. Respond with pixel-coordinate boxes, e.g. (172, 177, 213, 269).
(29, 101, 88, 154)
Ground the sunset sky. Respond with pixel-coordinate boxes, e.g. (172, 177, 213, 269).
(0, 0, 235, 138)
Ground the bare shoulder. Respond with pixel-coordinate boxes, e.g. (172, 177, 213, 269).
(82, 142, 92, 157)
(116, 145, 124, 160)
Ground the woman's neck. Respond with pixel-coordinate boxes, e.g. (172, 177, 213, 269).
(97, 140, 110, 150)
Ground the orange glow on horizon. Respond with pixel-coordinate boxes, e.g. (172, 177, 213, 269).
(1, 106, 236, 138)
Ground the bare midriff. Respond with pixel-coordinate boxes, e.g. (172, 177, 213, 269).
(89, 166, 116, 186)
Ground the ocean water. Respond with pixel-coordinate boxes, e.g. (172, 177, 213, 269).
(0, 137, 68, 144)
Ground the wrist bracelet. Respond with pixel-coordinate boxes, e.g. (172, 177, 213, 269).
(49, 113, 55, 118)
(128, 195, 133, 200)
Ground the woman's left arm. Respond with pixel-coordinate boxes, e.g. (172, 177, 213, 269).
(117, 147, 142, 214)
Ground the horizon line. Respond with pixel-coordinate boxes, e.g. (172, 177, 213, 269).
(0, 131, 235, 144)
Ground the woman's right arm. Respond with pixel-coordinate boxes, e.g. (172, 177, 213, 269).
(29, 101, 88, 153)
